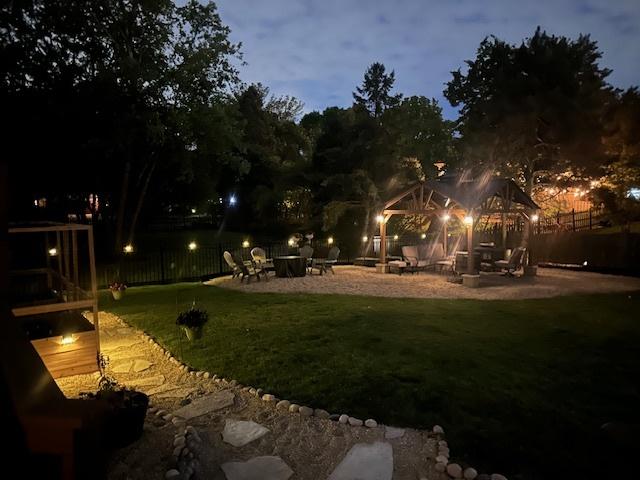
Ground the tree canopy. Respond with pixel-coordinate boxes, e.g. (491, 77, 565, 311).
(444, 27, 613, 193)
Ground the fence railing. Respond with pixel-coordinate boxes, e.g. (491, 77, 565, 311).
(93, 242, 290, 287)
(477, 207, 606, 236)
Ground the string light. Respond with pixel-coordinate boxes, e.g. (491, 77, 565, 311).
(531, 214, 539, 222)
(442, 213, 451, 222)
(123, 244, 133, 253)
(362, 236, 368, 243)
(327, 237, 334, 245)
(288, 238, 295, 246)
(375, 214, 384, 223)
(464, 215, 473, 225)
(48, 247, 58, 256)
(188, 241, 197, 251)
(393, 234, 399, 240)
(242, 240, 250, 248)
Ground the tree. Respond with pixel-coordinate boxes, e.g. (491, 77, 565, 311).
(353, 62, 402, 118)
(2, 1, 243, 252)
(385, 96, 455, 179)
(444, 27, 612, 193)
(598, 87, 640, 216)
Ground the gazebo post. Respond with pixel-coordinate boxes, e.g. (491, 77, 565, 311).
(379, 219, 386, 265)
(466, 220, 474, 274)
(442, 221, 448, 256)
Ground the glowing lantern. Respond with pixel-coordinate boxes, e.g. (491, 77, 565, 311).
(188, 241, 197, 251)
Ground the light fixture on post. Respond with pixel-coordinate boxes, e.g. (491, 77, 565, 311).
(375, 214, 385, 224)
(531, 214, 539, 222)
(191, 208, 196, 214)
(327, 236, 334, 245)
(123, 244, 133, 254)
(362, 235, 368, 243)
(188, 241, 197, 251)
(393, 234, 399, 240)
(48, 247, 58, 257)
(288, 238, 295, 247)
(242, 240, 250, 248)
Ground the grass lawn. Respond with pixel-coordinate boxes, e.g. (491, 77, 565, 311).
(102, 284, 640, 479)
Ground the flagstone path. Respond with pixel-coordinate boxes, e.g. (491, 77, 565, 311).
(54, 312, 464, 480)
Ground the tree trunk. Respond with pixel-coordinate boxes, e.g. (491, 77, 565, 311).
(114, 161, 131, 255)
(127, 162, 156, 245)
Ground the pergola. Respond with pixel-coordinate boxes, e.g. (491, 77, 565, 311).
(378, 176, 540, 273)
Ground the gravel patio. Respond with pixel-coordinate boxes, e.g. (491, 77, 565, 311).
(208, 266, 640, 300)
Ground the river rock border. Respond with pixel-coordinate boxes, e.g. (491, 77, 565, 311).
(115, 315, 508, 480)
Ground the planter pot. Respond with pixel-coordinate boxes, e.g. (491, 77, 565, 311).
(111, 290, 125, 300)
(99, 390, 149, 448)
(183, 325, 203, 341)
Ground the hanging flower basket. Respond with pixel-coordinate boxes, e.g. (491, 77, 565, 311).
(176, 307, 208, 341)
(182, 325, 203, 341)
(109, 282, 127, 300)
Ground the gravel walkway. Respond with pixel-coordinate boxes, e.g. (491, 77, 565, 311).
(55, 312, 451, 480)
(208, 266, 640, 300)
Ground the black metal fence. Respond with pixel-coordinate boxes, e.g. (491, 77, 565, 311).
(94, 242, 297, 287)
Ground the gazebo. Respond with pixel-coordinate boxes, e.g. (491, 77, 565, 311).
(377, 175, 540, 276)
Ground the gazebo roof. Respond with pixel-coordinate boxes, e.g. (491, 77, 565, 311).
(423, 176, 539, 211)
(382, 175, 539, 216)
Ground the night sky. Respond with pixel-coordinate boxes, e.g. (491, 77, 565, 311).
(215, 0, 640, 118)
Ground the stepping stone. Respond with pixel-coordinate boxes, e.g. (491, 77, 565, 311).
(384, 426, 405, 439)
(154, 387, 197, 399)
(222, 419, 269, 447)
(221, 456, 292, 480)
(133, 359, 153, 372)
(173, 390, 235, 419)
(112, 361, 133, 373)
(124, 374, 165, 388)
(328, 442, 393, 480)
(101, 338, 144, 351)
(146, 383, 182, 396)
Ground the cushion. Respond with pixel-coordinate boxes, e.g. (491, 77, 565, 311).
(389, 260, 407, 267)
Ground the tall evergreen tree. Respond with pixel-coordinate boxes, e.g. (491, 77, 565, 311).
(353, 62, 402, 118)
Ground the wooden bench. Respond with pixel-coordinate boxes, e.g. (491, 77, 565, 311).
(0, 313, 108, 480)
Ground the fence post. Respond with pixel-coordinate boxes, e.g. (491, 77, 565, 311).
(572, 209, 576, 232)
(218, 244, 223, 274)
(589, 208, 592, 230)
(160, 248, 165, 283)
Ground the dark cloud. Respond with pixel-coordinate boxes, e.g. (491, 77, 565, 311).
(215, 0, 640, 118)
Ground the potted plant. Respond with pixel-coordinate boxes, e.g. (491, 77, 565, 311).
(82, 354, 149, 448)
(109, 281, 127, 300)
(176, 306, 208, 341)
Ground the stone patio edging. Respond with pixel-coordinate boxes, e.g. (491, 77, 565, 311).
(112, 314, 505, 480)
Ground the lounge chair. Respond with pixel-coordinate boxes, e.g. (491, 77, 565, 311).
(401, 243, 446, 272)
(310, 246, 340, 275)
(223, 251, 242, 278)
(299, 245, 313, 273)
(230, 252, 268, 283)
(250, 247, 274, 271)
(494, 247, 527, 276)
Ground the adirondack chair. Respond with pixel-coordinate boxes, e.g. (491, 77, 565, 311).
(231, 252, 268, 283)
(494, 247, 527, 276)
(250, 247, 274, 271)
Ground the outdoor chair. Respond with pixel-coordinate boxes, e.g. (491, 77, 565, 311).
(230, 252, 268, 283)
(299, 245, 314, 273)
(310, 246, 340, 275)
(402, 243, 446, 272)
(223, 251, 242, 278)
(494, 247, 527, 276)
(250, 247, 274, 271)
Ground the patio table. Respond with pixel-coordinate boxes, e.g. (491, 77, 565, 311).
(273, 256, 307, 278)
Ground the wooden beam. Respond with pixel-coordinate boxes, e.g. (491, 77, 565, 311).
(380, 221, 387, 258)
(383, 183, 422, 209)
(9, 224, 91, 233)
(87, 225, 100, 353)
(383, 209, 437, 215)
(12, 299, 95, 317)
(72, 230, 79, 301)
